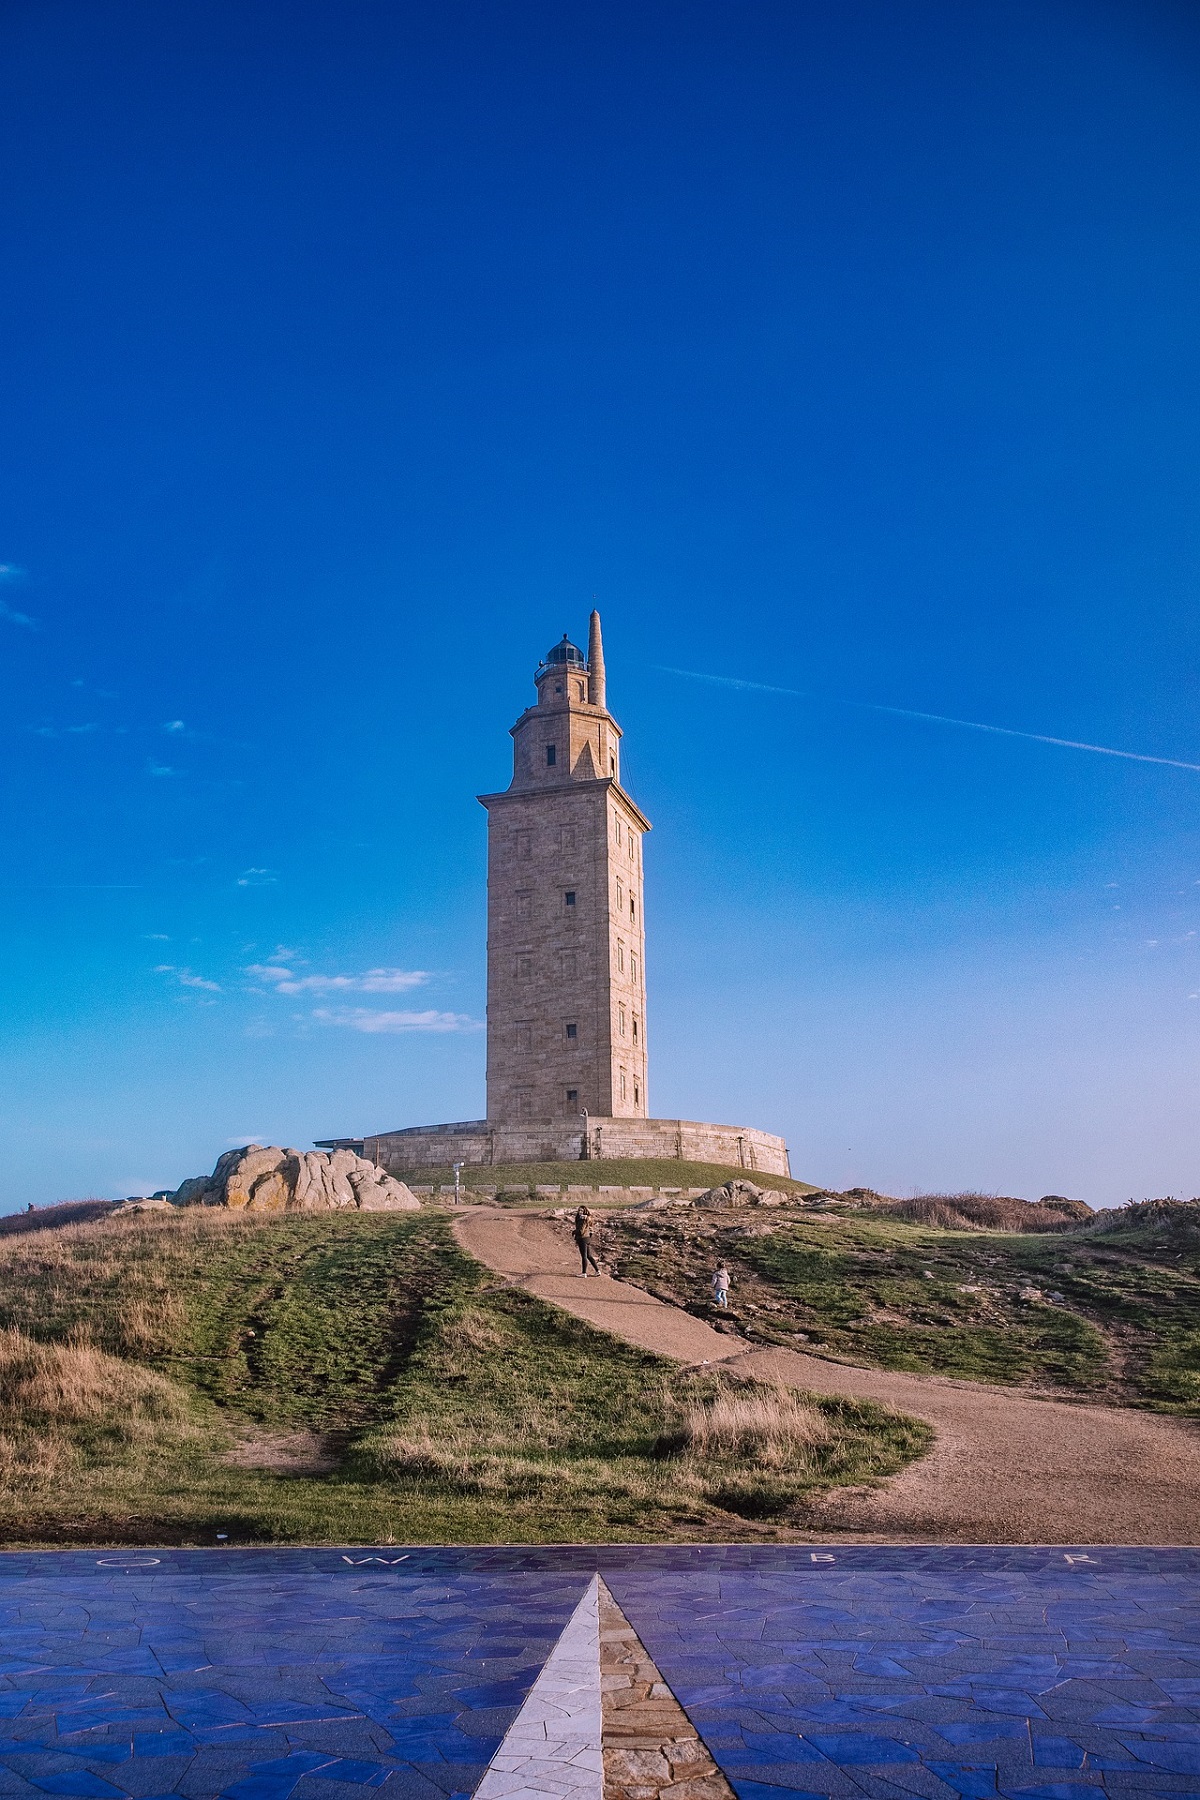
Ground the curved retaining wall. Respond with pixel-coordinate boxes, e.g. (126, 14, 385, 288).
(316, 1116, 791, 1178)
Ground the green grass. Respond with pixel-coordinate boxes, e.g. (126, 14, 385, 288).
(739, 1221, 1109, 1387)
(393, 1158, 819, 1198)
(606, 1205, 1200, 1412)
(0, 1207, 927, 1545)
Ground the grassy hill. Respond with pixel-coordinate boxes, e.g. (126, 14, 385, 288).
(605, 1199, 1200, 1413)
(394, 1158, 821, 1198)
(0, 1206, 926, 1546)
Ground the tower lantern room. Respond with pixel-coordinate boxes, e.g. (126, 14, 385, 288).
(510, 615, 621, 789)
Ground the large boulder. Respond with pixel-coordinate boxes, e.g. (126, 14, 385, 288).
(695, 1178, 789, 1209)
(164, 1146, 420, 1213)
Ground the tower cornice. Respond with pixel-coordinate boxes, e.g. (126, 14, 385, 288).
(476, 775, 652, 833)
(507, 699, 621, 740)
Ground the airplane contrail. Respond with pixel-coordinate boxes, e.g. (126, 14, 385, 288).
(658, 666, 1200, 774)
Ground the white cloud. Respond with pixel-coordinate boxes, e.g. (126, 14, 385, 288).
(144, 933, 170, 941)
(312, 1006, 479, 1034)
(225, 1134, 266, 1146)
(245, 963, 431, 996)
(0, 567, 34, 629)
(148, 762, 175, 777)
(164, 720, 186, 732)
(237, 869, 277, 887)
(154, 963, 222, 993)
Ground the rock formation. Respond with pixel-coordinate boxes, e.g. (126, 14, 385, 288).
(694, 1178, 789, 1209)
(130, 1145, 420, 1213)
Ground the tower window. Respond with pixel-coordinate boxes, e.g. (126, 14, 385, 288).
(517, 955, 533, 979)
(630, 953, 638, 983)
(634, 1082, 640, 1106)
(560, 824, 576, 851)
(564, 890, 576, 908)
(614, 819, 622, 846)
(515, 830, 532, 859)
(630, 893, 636, 922)
(618, 1004, 626, 1036)
(566, 1088, 578, 1103)
(632, 1016, 639, 1044)
(619, 1071, 627, 1100)
(577, 681, 585, 700)
(616, 878, 624, 908)
(515, 890, 531, 920)
(610, 755, 616, 775)
(561, 949, 579, 977)
(628, 834, 635, 860)
(545, 743, 556, 766)
(617, 940, 625, 973)
(516, 1021, 532, 1051)
(555, 684, 563, 694)
(565, 1022, 577, 1040)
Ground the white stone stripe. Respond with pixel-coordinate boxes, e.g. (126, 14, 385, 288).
(472, 1574, 602, 1800)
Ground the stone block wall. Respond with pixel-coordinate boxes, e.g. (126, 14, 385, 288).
(318, 1115, 791, 1178)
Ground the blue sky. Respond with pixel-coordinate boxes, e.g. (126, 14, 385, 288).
(3, 0, 1200, 1210)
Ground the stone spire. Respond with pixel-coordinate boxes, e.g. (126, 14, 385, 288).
(587, 609, 606, 710)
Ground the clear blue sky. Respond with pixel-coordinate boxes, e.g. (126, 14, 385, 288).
(3, 0, 1200, 1210)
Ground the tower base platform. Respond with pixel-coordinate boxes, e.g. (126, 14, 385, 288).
(316, 1116, 791, 1178)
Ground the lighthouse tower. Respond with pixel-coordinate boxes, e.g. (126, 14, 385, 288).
(478, 612, 651, 1124)
(318, 613, 792, 1177)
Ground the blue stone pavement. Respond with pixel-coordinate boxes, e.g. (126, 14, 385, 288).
(0, 1548, 1197, 1800)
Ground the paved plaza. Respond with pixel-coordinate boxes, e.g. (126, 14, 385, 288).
(0, 1547, 1197, 1800)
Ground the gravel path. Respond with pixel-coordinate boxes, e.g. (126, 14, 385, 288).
(454, 1207, 1200, 1544)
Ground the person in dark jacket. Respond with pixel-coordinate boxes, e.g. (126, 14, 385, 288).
(574, 1205, 601, 1276)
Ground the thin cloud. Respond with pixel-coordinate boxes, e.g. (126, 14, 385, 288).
(312, 1006, 479, 1034)
(0, 566, 34, 628)
(245, 963, 431, 996)
(237, 868, 277, 887)
(659, 667, 1200, 775)
(147, 762, 176, 778)
(154, 963, 222, 993)
(164, 720, 186, 732)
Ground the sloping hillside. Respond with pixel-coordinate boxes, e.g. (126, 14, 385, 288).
(604, 1199, 1200, 1412)
(0, 1206, 925, 1545)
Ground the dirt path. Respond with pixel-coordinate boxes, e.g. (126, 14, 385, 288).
(454, 1207, 1200, 1544)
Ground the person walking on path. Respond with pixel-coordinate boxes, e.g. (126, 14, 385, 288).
(711, 1263, 730, 1308)
(574, 1205, 601, 1277)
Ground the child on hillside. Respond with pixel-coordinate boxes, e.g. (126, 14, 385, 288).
(711, 1264, 730, 1308)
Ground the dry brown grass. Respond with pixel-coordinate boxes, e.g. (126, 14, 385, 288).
(0, 1326, 200, 1494)
(878, 1192, 1091, 1232)
(678, 1385, 829, 1466)
(0, 1327, 191, 1428)
(115, 1292, 188, 1356)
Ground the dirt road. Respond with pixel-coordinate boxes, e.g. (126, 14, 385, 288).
(454, 1207, 1200, 1544)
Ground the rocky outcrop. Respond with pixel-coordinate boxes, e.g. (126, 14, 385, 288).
(148, 1145, 419, 1213)
(694, 1178, 789, 1209)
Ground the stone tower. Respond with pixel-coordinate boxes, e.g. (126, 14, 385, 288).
(478, 613, 651, 1124)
